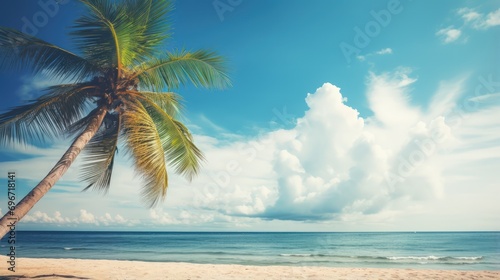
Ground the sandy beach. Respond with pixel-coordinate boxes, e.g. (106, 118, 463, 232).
(0, 257, 498, 280)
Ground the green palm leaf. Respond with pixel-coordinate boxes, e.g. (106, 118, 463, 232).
(121, 100, 169, 207)
(72, 0, 126, 69)
(121, 0, 172, 63)
(128, 90, 183, 118)
(0, 83, 96, 145)
(134, 49, 231, 91)
(138, 96, 204, 181)
(75, 0, 172, 69)
(80, 112, 120, 193)
(0, 27, 99, 80)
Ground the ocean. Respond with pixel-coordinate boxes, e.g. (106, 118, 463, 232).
(2, 231, 499, 270)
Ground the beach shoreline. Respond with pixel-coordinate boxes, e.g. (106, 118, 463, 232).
(0, 257, 499, 280)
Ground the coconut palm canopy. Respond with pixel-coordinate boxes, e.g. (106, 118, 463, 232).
(0, 0, 231, 207)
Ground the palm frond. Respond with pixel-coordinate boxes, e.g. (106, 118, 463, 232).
(0, 83, 96, 145)
(0, 27, 99, 80)
(134, 49, 231, 91)
(80, 112, 120, 193)
(75, 0, 171, 69)
(138, 96, 204, 181)
(121, 0, 172, 63)
(121, 100, 169, 207)
(72, 0, 124, 69)
(128, 90, 183, 118)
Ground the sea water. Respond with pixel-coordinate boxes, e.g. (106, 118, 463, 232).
(2, 231, 499, 270)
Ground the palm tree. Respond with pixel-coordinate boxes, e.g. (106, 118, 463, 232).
(0, 0, 230, 239)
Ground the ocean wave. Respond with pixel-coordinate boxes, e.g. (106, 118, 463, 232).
(386, 256, 483, 261)
(278, 254, 483, 262)
(63, 247, 88, 251)
(455, 257, 484, 260)
(279, 253, 333, 257)
(279, 254, 314, 257)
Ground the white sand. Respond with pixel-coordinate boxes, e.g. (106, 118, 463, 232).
(0, 257, 499, 280)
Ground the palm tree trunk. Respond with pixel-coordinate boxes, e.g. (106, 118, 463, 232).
(0, 107, 107, 239)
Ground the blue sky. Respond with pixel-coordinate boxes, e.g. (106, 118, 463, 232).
(0, 0, 499, 231)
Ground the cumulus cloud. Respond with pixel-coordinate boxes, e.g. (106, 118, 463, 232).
(23, 211, 72, 224)
(79, 209, 96, 224)
(258, 82, 444, 220)
(190, 70, 499, 224)
(436, 27, 462, 43)
(22, 209, 129, 226)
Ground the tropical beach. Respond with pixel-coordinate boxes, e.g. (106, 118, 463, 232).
(0, 0, 499, 279)
(2, 257, 500, 280)
(2, 231, 500, 279)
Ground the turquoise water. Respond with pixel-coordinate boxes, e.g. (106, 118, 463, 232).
(2, 231, 499, 270)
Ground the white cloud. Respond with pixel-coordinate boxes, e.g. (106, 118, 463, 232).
(22, 209, 130, 226)
(375, 48, 393, 55)
(257, 80, 425, 220)
(356, 48, 393, 61)
(0, 141, 82, 189)
(436, 27, 462, 43)
(437, 7, 499, 44)
(436, 7, 499, 45)
(78, 209, 95, 224)
(428, 76, 468, 118)
(198, 114, 226, 132)
(458, 8, 481, 22)
(24, 211, 72, 224)
(458, 7, 500, 29)
(16, 70, 76, 100)
(17, 71, 71, 101)
(484, 9, 500, 28)
(149, 209, 216, 225)
(17, 75, 56, 100)
(468, 92, 500, 102)
(189, 70, 499, 227)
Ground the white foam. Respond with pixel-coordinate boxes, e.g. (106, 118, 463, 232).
(279, 254, 313, 257)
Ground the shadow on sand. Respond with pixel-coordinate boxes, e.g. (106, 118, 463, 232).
(0, 274, 90, 280)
